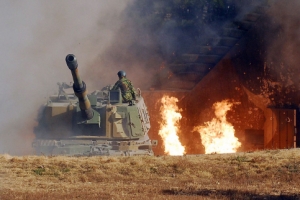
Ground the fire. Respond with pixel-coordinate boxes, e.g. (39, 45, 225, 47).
(159, 95, 185, 155)
(194, 100, 241, 154)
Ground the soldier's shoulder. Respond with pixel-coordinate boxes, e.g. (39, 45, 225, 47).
(124, 78, 132, 83)
(121, 78, 129, 83)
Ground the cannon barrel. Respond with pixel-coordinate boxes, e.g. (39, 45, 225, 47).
(65, 54, 93, 120)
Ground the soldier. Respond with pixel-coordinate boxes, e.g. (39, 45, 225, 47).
(111, 70, 136, 103)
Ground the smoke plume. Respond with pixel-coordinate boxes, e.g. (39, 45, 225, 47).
(2, 0, 297, 155)
(0, 1, 131, 155)
(233, 0, 300, 107)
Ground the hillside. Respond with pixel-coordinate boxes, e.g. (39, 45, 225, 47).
(1, 149, 300, 199)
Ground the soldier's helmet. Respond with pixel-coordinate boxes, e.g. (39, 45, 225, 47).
(117, 70, 126, 78)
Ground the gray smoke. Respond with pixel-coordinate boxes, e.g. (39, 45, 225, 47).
(1, 0, 288, 155)
(0, 1, 131, 155)
(265, 0, 300, 86)
(249, 0, 300, 106)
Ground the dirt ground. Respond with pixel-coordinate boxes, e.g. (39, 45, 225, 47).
(1, 149, 300, 200)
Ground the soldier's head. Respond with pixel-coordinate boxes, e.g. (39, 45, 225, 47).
(117, 70, 126, 79)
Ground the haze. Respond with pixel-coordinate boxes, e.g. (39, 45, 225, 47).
(0, 1, 131, 155)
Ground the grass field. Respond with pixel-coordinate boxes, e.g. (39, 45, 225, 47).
(1, 149, 300, 199)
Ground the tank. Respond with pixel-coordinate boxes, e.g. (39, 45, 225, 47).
(32, 54, 157, 156)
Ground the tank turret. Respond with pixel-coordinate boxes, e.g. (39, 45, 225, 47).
(32, 54, 157, 156)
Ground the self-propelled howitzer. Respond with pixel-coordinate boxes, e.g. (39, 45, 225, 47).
(33, 54, 157, 156)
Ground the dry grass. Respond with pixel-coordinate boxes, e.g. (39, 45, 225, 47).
(1, 149, 300, 200)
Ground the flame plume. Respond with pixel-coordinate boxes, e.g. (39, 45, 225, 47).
(194, 100, 241, 154)
(159, 95, 185, 155)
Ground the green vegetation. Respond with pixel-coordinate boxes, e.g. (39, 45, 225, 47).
(33, 165, 70, 176)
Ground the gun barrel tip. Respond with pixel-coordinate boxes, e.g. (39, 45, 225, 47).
(65, 54, 78, 70)
(66, 54, 75, 62)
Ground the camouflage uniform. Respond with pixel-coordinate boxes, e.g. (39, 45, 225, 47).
(111, 77, 136, 103)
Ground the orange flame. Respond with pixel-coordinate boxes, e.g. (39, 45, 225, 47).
(159, 95, 185, 155)
(194, 100, 241, 154)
